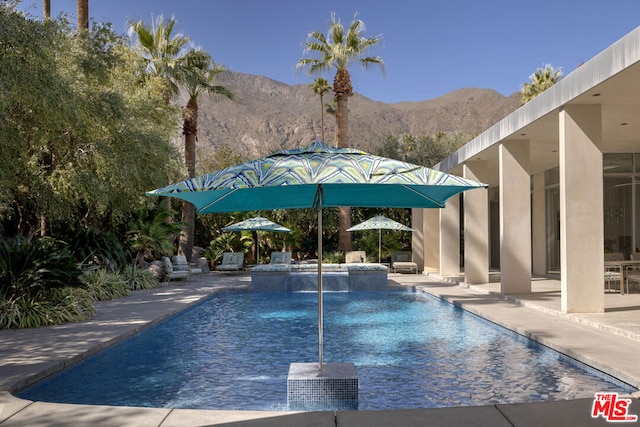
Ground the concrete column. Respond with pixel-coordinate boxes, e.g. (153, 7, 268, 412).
(560, 105, 604, 313)
(532, 172, 546, 276)
(420, 208, 440, 273)
(411, 208, 425, 273)
(499, 142, 531, 294)
(440, 195, 460, 276)
(463, 163, 489, 284)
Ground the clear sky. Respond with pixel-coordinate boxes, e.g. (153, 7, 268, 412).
(15, 0, 640, 103)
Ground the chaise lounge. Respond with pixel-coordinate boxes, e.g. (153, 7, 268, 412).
(162, 257, 190, 281)
(391, 251, 418, 274)
(216, 252, 244, 274)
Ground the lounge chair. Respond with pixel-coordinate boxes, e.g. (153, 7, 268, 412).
(345, 251, 366, 263)
(162, 257, 190, 281)
(216, 252, 244, 274)
(391, 251, 418, 274)
(270, 251, 292, 264)
(172, 255, 203, 280)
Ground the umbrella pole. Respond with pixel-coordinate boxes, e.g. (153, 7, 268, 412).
(317, 205, 323, 371)
(378, 229, 382, 263)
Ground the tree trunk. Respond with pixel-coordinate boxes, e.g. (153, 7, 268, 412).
(335, 93, 352, 251)
(319, 93, 325, 142)
(43, 0, 50, 19)
(77, 0, 88, 30)
(179, 97, 198, 262)
(335, 95, 349, 148)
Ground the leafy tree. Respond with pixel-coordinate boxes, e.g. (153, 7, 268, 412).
(0, 8, 182, 238)
(310, 77, 331, 142)
(521, 64, 563, 104)
(374, 132, 471, 167)
(297, 12, 384, 251)
(176, 49, 234, 262)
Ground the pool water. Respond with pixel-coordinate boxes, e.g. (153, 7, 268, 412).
(18, 289, 635, 410)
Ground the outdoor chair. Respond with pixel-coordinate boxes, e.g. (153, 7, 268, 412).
(604, 252, 625, 293)
(345, 251, 366, 263)
(626, 265, 640, 293)
(162, 257, 190, 282)
(270, 251, 292, 264)
(216, 252, 244, 274)
(391, 251, 418, 274)
(172, 255, 203, 280)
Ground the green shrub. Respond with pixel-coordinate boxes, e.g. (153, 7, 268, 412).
(121, 264, 159, 290)
(81, 268, 131, 301)
(0, 237, 84, 301)
(65, 226, 127, 271)
(323, 251, 344, 263)
(0, 287, 95, 329)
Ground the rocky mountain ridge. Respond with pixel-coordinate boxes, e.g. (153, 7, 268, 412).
(189, 71, 521, 161)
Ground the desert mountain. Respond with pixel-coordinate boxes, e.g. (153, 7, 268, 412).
(189, 71, 521, 161)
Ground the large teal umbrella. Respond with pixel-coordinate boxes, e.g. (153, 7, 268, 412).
(222, 216, 290, 264)
(347, 215, 414, 263)
(148, 141, 487, 370)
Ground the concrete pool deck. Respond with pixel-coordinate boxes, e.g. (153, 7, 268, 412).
(1, 272, 640, 426)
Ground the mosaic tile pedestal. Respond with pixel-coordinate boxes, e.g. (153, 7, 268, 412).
(287, 362, 358, 410)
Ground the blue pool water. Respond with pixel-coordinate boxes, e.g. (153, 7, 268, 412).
(18, 289, 635, 410)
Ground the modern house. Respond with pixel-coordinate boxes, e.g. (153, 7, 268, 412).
(412, 26, 640, 314)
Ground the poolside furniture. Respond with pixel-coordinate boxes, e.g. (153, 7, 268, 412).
(626, 265, 640, 292)
(162, 257, 190, 281)
(216, 252, 244, 274)
(172, 255, 203, 279)
(270, 251, 292, 264)
(604, 252, 625, 293)
(391, 251, 418, 274)
(345, 251, 366, 263)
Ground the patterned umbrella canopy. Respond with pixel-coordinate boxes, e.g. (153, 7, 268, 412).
(147, 141, 488, 370)
(222, 216, 290, 264)
(222, 216, 290, 233)
(147, 141, 486, 213)
(347, 215, 414, 263)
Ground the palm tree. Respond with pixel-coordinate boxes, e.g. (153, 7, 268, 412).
(520, 64, 563, 104)
(129, 16, 190, 103)
(311, 77, 331, 142)
(297, 12, 384, 251)
(176, 49, 234, 261)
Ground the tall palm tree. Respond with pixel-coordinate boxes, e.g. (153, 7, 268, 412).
(297, 12, 384, 251)
(176, 49, 234, 261)
(311, 77, 331, 142)
(520, 64, 562, 104)
(129, 16, 190, 103)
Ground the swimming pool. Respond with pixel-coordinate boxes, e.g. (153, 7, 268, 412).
(18, 289, 635, 410)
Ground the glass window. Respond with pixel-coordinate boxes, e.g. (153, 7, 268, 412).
(545, 167, 559, 187)
(604, 154, 633, 174)
(604, 176, 633, 258)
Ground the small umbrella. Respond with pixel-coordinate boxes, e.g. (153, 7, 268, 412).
(222, 216, 290, 264)
(347, 215, 414, 263)
(148, 141, 487, 371)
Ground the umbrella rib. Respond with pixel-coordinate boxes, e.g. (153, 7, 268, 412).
(200, 188, 239, 212)
(402, 185, 446, 208)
